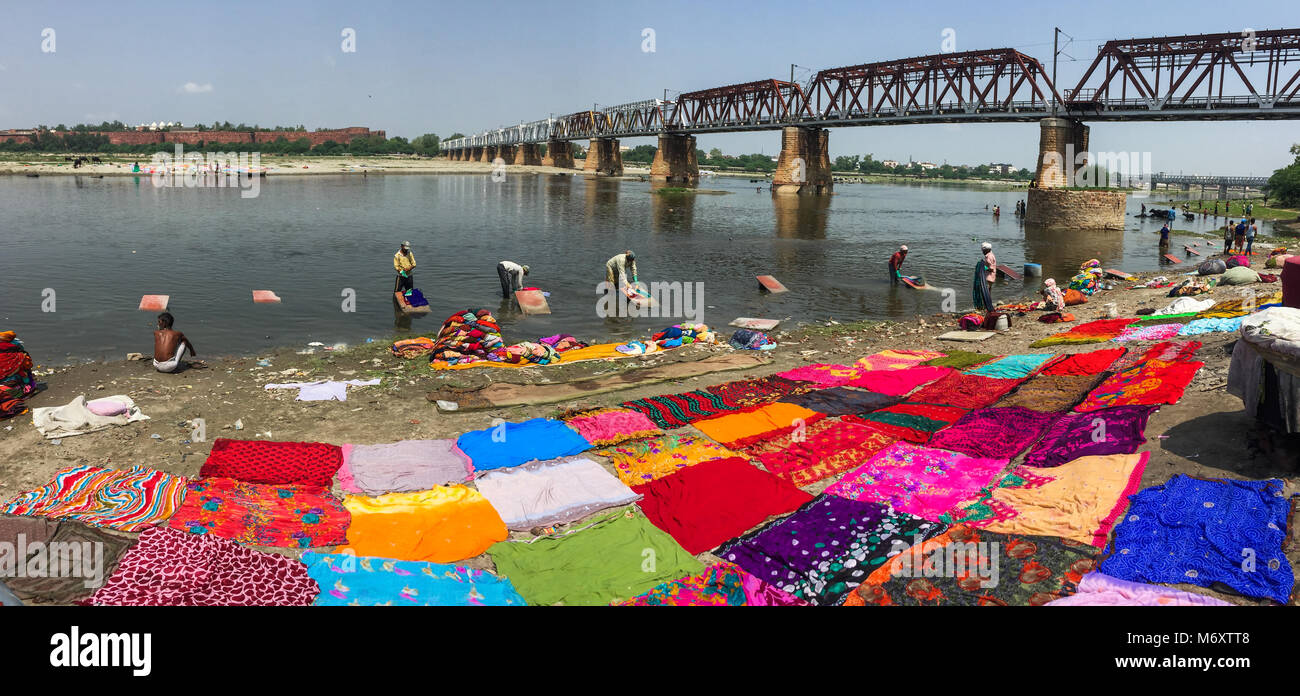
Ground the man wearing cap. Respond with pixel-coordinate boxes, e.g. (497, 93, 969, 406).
(888, 245, 909, 285)
(605, 250, 638, 289)
(393, 241, 416, 293)
(498, 260, 530, 299)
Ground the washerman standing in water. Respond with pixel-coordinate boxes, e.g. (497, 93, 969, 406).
(393, 241, 415, 293)
(972, 242, 996, 313)
(497, 260, 530, 298)
(888, 245, 908, 285)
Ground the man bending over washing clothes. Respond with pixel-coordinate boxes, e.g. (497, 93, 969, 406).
(153, 312, 196, 374)
(605, 250, 638, 289)
(497, 261, 530, 298)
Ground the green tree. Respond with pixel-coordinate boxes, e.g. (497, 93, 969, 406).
(411, 133, 441, 156)
(1264, 144, 1300, 207)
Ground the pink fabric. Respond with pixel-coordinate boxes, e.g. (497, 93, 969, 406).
(844, 366, 954, 396)
(853, 350, 945, 371)
(86, 398, 130, 417)
(567, 409, 661, 446)
(774, 363, 859, 388)
(1046, 572, 1231, 606)
(1112, 323, 1184, 342)
(823, 441, 1007, 520)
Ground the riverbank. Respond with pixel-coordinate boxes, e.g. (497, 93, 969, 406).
(4, 250, 1297, 604)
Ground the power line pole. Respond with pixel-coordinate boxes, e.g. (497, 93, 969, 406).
(1052, 27, 1060, 115)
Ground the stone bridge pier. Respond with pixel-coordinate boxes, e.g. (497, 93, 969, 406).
(1024, 117, 1126, 230)
(772, 127, 832, 195)
(543, 140, 575, 168)
(650, 133, 699, 184)
(512, 143, 541, 166)
(584, 138, 623, 176)
(496, 145, 516, 164)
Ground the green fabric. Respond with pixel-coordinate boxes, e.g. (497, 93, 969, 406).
(488, 507, 703, 606)
(921, 351, 998, 370)
(859, 411, 948, 433)
(1132, 312, 1197, 325)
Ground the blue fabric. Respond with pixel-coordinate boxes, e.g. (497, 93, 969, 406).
(1099, 475, 1295, 604)
(404, 288, 429, 307)
(301, 552, 526, 606)
(964, 353, 1054, 379)
(456, 418, 590, 472)
(1178, 317, 1244, 336)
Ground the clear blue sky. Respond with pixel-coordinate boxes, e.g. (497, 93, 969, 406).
(2, 0, 1296, 175)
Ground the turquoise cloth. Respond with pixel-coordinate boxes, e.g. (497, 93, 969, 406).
(1178, 317, 1245, 336)
(302, 552, 526, 606)
(456, 418, 590, 472)
(963, 353, 1054, 379)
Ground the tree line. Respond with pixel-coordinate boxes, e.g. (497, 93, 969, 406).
(1, 130, 458, 157)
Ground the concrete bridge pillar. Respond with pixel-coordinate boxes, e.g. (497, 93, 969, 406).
(1025, 117, 1125, 230)
(543, 140, 575, 169)
(584, 138, 623, 176)
(772, 126, 832, 194)
(483, 146, 498, 163)
(1218, 184, 1229, 199)
(496, 145, 516, 164)
(650, 133, 699, 184)
(513, 143, 541, 166)
(470, 147, 483, 162)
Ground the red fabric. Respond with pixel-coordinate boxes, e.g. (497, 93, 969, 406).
(167, 477, 349, 548)
(200, 438, 343, 488)
(632, 457, 812, 555)
(80, 526, 319, 606)
(844, 366, 953, 396)
(1283, 256, 1300, 309)
(841, 418, 932, 444)
(879, 402, 969, 423)
(1040, 348, 1127, 376)
(905, 372, 1024, 410)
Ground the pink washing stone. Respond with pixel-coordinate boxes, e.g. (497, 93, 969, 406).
(252, 290, 281, 303)
(138, 295, 169, 311)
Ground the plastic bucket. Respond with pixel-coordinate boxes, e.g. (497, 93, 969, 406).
(1024, 263, 1042, 277)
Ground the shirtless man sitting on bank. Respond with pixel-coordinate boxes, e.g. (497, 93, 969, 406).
(153, 312, 197, 373)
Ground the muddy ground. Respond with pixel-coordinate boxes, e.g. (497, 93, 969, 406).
(3, 253, 1298, 605)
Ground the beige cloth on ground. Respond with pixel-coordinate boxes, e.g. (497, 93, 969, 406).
(31, 395, 149, 439)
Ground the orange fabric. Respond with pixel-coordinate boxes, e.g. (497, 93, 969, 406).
(431, 342, 631, 370)
(335, 486, 507, 563)
(692, 402, 824, 449)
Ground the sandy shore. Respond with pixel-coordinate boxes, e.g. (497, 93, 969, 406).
(2, 248, 1298, 604)
(0, 155, 600, 177)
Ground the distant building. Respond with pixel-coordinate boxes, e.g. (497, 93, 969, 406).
(989, 162, 1015, 175)
(881, 160, 900, 168)
(917, 161, 938, 170)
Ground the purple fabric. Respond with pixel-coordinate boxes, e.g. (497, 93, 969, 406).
(1023, 405, 1156, 468)
(926, 407, 1059, 460)
(717, 494, 945, 606)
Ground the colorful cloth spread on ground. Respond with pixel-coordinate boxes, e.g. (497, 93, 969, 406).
(390, 336, 436, 359)
(906, 372, 1026, 410)
(926, 407, 1058, 460)
(199, 438, 342, 488)
(964, 353, 1055, 379)
(474, 456, 641, 531)
(774, 363, 863, 389)
(718, 494, 946, 606)
(337, 486, 508, 563)
(621, 390, 745, 429)
(996, 373, 1104, 413)
(81, 526, 319, 606)
(599, 434, 739, 486)
(970, 453, 1148, 547)
(843, 526, 1097, 606)
(922, 351, 998, 370)
(0, 517, 133, 604)
(4, 465, 188, 532)
(1039, 347, 1126, 376)
(692, 402, 825, 449)
(845, 402, 969, 443)
(824, 442, 1007, 521)
(0, 334, 37, 419)
(749, 419, 898, 487)
(167, 477, 350, 548)
(562, 408, 662, 447)
(1195, 292, 1283, 319)
(1031, 318, 1138, 348)
(632, 457, 812, 554)
(302, 551, 525, 606)
(854, 349, 946, 370)
(1112, 323, 1185, 342)
(1115, 340, 1202, 371)
(615, 562, 808, 606)
(455, 418, 590, 473)
(338, 439, 472, 496)
(1178, 317, 1245, 336)
(845, 365, 954, 396)
(703, 375, 813, 407)
(1024, 406, 1156, 468)
(779, 387, 900, 415)
(1045, 571, 1231, 606)
(1099, 475, 1295, 604)
(488, 507, 704, 606)
(1073, 360, 1203, 412)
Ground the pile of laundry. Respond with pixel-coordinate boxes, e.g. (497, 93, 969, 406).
(428, 309, 508, 366)
(0, 331, 38, 420)
(729, 329, 777, 351)
(1067, 259, 1105, 296)
(648, 323, 716, 349)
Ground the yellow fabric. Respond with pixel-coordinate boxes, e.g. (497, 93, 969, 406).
(598, 434, 738, 486)
(336, 486, 507, 563)
(853, 349, 946, 371)
(982, 453, 1144, 546)
(393, 250, 416, 273)
(430, 342, 634, 370)
(692, 402, 821, 448)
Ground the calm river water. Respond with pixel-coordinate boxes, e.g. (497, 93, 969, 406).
(0, 173, 1279, 363)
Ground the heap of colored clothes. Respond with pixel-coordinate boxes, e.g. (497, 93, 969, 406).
(0, 331, 37, 419)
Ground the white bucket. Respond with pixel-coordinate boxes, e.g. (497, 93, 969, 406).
(1103, 302, 1118, 318)
(994, 315, 1009, 331)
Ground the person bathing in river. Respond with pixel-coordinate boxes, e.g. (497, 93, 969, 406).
(152, 312, 196, 374)
(888, 245, 908, 285)
(393, 241, 416, 293)
(497, 260, 530, 298)
(972, 242, 996, 313)
(1159, 222, 1171, 249)
(605, 250, 638, 290)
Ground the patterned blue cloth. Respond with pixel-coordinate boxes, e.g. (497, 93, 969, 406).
(1099, 475, 1295, 603)
(456, 418, 590, 472)
(302, 552, 526, 606)
(1178, 317, 1244, 336)
(963, 353, 1054, 379)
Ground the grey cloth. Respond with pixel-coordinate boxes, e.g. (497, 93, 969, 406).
(0, 581, 21, 607)
(1229, 340, 1300, 433)
(344, 439, 472, 496)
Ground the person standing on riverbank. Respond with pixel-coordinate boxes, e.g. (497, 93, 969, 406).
(888, 245, 908, 285)
(393, 241, 416, 293)
(973, 242, 996, 312)
(1234, 219, 1247, 254)
(497, 260, 530, 298)
(153, 312, 196, 374)
(605, 251, 637, 289)
(1246, 218, 1257, 256)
